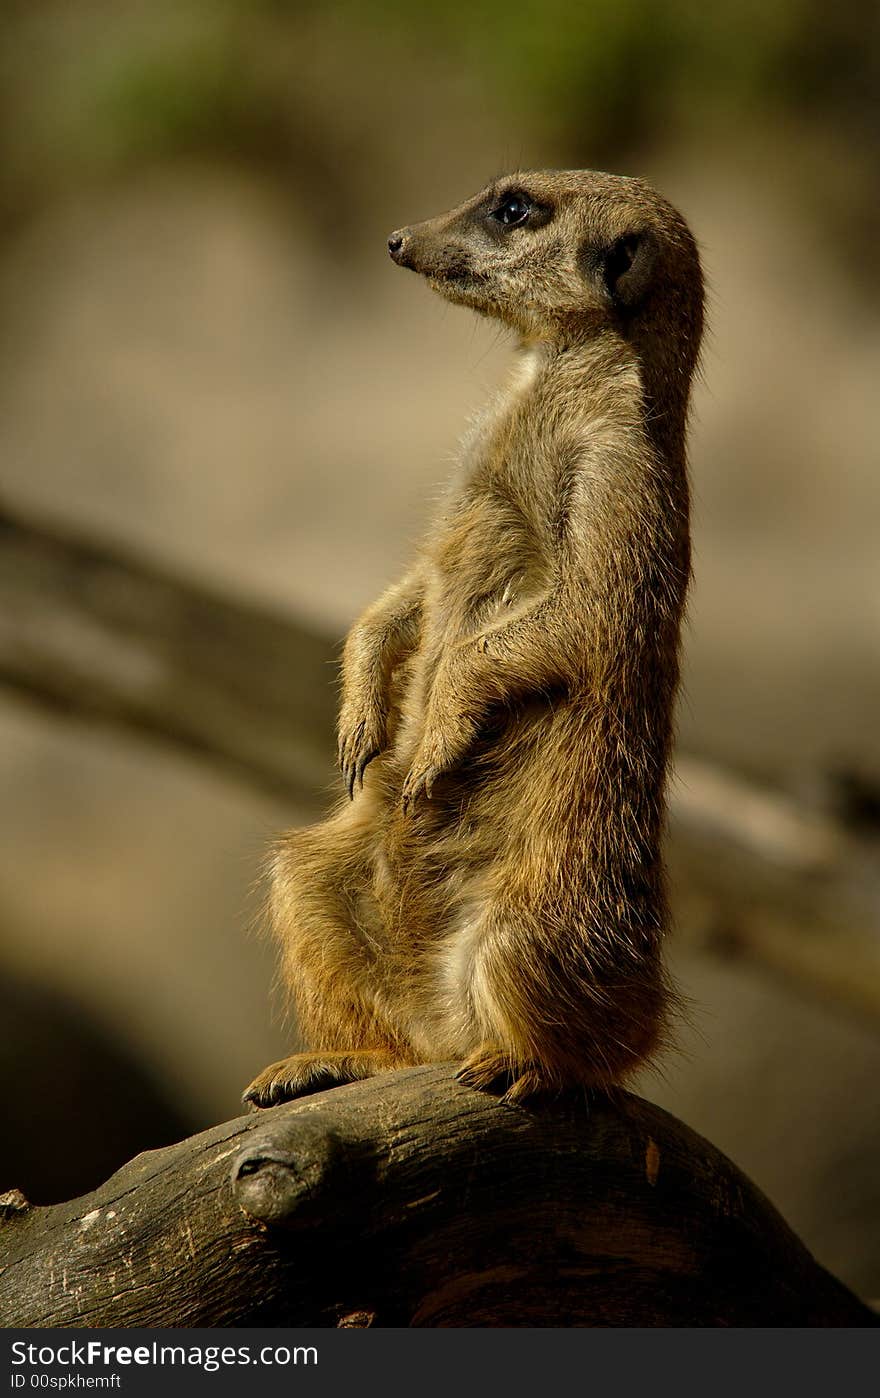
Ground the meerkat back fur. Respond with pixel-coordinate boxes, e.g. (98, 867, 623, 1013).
(245, 169, 704, 1107)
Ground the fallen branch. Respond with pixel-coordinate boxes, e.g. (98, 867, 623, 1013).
(0, 1067, 874, 1327)
(0, 502, 335, 804)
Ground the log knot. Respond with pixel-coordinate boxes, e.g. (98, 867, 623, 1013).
(232, 1117, 351, 1228)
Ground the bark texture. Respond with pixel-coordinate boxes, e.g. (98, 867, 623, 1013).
(0, 1067, 874, 1328)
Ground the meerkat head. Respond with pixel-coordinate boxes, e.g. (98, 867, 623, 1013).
(388, 169, 703, 372)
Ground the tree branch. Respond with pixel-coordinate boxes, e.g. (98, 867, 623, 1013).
(0, 1067, 874, 1327)
(0, 501, 335, 804)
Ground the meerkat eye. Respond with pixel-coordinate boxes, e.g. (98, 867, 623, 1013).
(490, 193, 531, 227)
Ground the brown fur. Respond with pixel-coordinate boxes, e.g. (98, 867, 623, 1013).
(244, 169, 704, 1107)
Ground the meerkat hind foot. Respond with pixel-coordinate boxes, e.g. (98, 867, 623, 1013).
(243, 1049, 398, 1109)
(456, 1046, 560, 1107)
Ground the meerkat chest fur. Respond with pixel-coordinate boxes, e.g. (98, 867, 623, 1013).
(418, 335, 659, 683)
(427, 348, 557, 637)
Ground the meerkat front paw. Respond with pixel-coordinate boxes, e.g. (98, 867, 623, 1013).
(243, 1049, 397, 1109)
(401, 756, 444, 813)
(401, 722, 470, 813)
(337, 704, 387, 798)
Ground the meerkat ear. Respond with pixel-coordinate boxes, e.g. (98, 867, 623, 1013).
(601, 231, 657, 309)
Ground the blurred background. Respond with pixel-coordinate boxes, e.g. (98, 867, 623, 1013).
(0, 1, 878, 1296)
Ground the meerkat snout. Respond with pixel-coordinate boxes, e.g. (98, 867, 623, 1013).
(386, 169, 702, 360)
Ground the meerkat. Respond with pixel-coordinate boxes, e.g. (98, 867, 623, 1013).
(244, 169, 704, 1107)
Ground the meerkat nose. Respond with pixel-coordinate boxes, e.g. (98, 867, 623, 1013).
(388, 230, 409, 263)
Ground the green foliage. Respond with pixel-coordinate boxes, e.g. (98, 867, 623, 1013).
(0, 0, 876, 215)
(300, 0, 833, 149)
(85, 28, 260, 163)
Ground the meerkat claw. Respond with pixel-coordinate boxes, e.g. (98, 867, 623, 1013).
(401, 764, 438, 813)
(355, 751, 378, 790)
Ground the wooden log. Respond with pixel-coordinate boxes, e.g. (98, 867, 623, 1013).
(0, 1067, 874, 1328)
